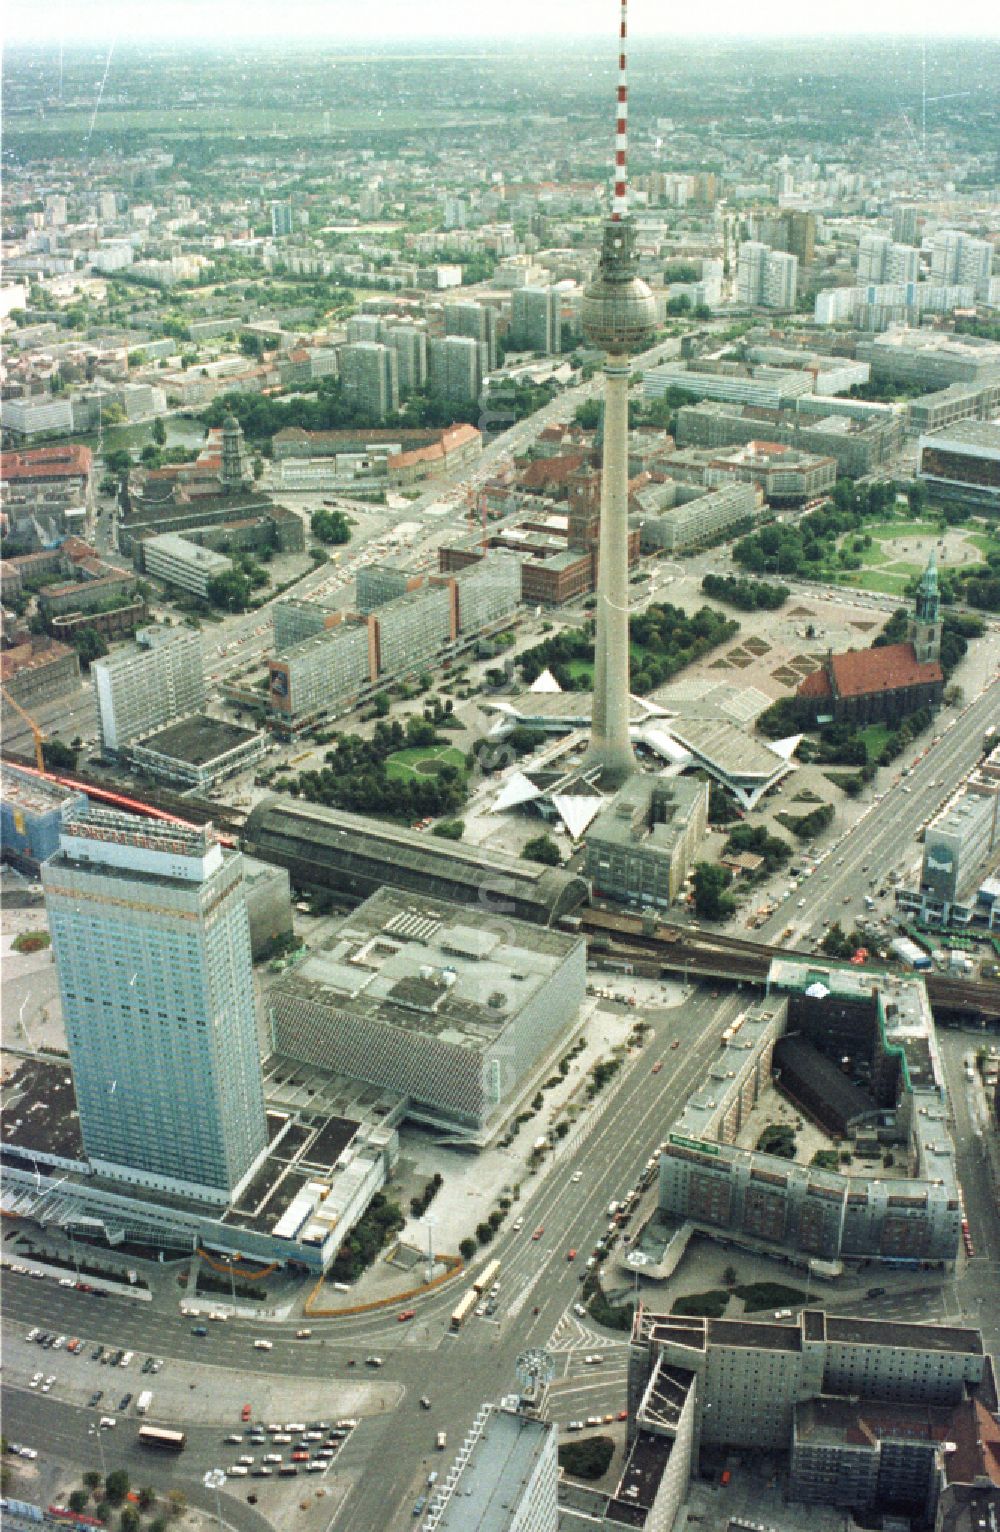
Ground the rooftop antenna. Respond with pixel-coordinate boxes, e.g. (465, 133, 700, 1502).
(612, 0, 630, 223)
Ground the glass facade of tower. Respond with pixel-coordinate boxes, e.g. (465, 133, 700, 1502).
(41, 811, 268, 1204)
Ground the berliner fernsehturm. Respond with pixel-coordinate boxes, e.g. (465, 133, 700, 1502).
(580, 0, 657, 787)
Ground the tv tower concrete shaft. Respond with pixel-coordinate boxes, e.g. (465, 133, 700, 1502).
(587, 361, 634, 785)
(580, 0, 655, 786)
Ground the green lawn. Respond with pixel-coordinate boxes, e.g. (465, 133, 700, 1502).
(565, 658, 595, 683)
(837, 569, 917, 596)
(865, 519, 941, 541)
(384, 745, 466, 783)
(846, 542, 891, 565)
(859, 723, 892, 763)
(966, 532, 1000, 556)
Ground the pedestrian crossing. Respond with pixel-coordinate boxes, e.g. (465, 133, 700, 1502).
(546, 1311, 625, 1353)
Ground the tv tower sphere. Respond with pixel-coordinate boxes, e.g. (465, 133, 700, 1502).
(581, 218, 656, 356)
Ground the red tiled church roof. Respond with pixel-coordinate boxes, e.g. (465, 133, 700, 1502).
(798, 641, 942, 703)
(798, 667, 832, 699)
(830, 642, 942, 697)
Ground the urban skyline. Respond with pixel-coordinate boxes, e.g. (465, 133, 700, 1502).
(9, 7, 1000, 44)
(2, 7, 999, 1532)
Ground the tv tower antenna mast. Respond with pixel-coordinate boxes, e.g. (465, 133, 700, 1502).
(580, 0, 656, 787)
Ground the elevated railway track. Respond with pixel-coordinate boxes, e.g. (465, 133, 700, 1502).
(5, 754, 997, 1024)
(579, 907, 1000, 1024)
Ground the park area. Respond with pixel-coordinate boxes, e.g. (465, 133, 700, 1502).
(384, 744, 467, 782)
(833, 519, 993, 597)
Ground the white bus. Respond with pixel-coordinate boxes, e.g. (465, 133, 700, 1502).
(472, 1259, 501, 1295)
(449, 1289, 478, 1331)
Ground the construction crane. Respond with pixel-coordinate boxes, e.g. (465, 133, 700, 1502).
(0, 685, 47, 772)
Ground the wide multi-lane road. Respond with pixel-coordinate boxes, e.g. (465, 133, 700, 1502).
(755, 677, 1000, 947)
(2, 983, 735, 1531)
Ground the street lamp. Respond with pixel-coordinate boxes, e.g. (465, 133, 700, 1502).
(420, 1216, 436, 1286)
(88, 1423, 107, 1481)
(203, 1468, 226, 1531)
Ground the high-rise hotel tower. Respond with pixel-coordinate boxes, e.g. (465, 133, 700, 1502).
(42, 809, 268, 1205)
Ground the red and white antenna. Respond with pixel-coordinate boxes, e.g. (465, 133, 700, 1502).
(611, 0, 629, 222)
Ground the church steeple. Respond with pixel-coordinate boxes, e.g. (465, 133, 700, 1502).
(909, 547, 941, 664)
(220, 413, 252, 492)
(915, 546, 940, 626)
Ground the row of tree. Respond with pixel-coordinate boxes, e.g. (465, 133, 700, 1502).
(701, 572, 789, 611)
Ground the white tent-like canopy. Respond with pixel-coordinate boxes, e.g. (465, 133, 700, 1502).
(490, 771, 544, 814)
(551, 793, 605, 840)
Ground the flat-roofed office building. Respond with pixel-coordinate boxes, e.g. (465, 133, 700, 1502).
(269, 886, 586, 1142)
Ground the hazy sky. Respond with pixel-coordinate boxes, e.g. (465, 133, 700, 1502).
(6, 0, 999, 46)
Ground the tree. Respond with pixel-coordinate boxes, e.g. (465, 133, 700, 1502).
(207, 568, 252, 612)
(84, 1471, 103, 1492)
(558, 1435, 615, 1480)
(151, 416, 167, 446)
(459, 1237, 476, 1261)
(119, 1509, 141, 1532)
(69, 1490, 90, 1513)
(405, 714, 438, 748)
(372, 692, 391, 718)
(310, 507, 351, 545)
(72, 626, 110, 668)
(137, 1486, 156, 1511)
(692, 862, 735, 921)
(105, 1468, 130, 1504)
(907, 479, 928, 516)
(522, 834, 562, 867)
(820, 921, 855, 960)
(104, 448, 132, 478)
(573, 399, 602, 430)
(431, 820, 464, 840)
(166, 1489, 187, 1519)
(42, 739, 79, 771)
(722, 1264, 738, 1287)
